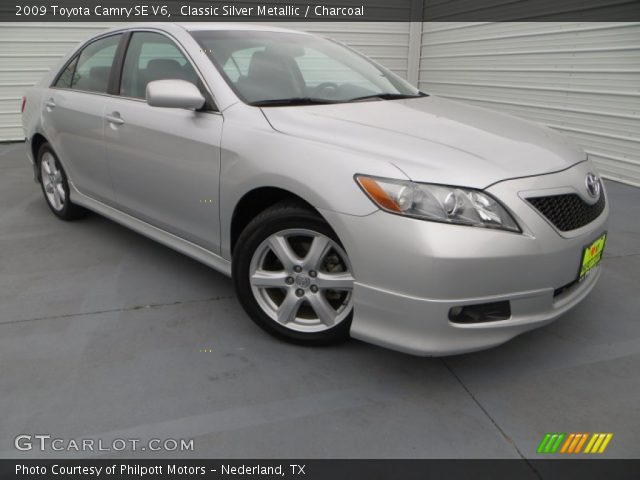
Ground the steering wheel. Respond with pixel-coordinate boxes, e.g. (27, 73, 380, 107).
(311, 82, 340, 98)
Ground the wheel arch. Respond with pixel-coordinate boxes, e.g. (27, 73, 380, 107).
(230, 186, 323, 255)
(31, 133, 49, 181)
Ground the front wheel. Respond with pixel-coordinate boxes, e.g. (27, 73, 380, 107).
(233, 202, 354, 345)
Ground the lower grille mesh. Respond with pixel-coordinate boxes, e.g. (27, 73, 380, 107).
(527, 193, 605, 232)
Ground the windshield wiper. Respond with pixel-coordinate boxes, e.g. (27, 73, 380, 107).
(249, 97, 338, 107)
(347, 92, 428, 103)
(250, 92, 427, 107)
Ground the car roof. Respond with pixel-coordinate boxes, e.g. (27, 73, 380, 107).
(104, 23, 310, 35)
(178, 23, 310, 34)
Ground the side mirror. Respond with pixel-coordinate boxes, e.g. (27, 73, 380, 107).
(146, 79, 205, 110)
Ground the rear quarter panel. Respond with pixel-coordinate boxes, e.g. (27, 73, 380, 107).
(21, 87, 46, 165)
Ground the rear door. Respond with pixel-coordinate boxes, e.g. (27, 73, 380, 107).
(103, 31, 223, 252)
(43, 33, 123, 203)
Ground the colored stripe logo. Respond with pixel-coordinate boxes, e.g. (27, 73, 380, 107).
(537, 433, 613, 454)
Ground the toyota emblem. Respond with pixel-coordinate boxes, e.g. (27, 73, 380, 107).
(585, 172, 601, 199)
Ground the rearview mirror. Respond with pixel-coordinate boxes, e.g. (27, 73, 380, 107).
(146, 79, 205, 110)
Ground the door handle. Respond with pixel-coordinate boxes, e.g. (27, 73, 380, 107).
(45, 98, 56, 110)
(105, 112, 124, 126)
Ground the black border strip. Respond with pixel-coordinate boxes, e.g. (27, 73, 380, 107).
(4, 0, 640, 22)
(2, 459, 639, 480)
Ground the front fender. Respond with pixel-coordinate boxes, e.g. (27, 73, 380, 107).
(218, 104, 406, 259)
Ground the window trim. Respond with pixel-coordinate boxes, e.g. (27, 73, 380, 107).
(50, 32, 125, 96)
(109, 31, 132, 95)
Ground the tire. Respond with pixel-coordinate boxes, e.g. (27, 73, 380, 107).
(37, 143, 87, 220)
(233, 201, 354, 346)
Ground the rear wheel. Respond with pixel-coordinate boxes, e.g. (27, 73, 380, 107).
(233, 202, 354, 345)
(37, 143, 86, 220)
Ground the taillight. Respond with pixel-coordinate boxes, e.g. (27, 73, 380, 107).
(21, 96, 26, 113)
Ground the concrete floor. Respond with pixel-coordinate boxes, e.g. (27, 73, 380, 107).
(1, 142, 639, 460)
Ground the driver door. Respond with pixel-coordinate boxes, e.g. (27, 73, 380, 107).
(103, 31, 223, 253)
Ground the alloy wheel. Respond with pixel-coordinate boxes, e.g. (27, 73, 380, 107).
(249, 228, 354, 333)
(40, 151, 65, 211)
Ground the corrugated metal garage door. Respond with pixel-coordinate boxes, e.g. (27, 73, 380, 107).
(0, 22, 412, 142)
(419, 22, 640, 187)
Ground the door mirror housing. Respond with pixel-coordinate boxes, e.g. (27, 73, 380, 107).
(146, 79, 206, 110)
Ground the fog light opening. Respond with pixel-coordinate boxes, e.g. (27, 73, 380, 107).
(449, 301, 511, 324)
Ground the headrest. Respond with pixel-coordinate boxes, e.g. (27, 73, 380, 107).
(247, 51, 289, 79)
(89, 66, 110, 80)
(146, 59, 184, 77)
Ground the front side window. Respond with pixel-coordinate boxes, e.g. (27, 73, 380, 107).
(69, 34, 122, 93)
(120, 32, 199, 99)
(191, 30, 420, 105)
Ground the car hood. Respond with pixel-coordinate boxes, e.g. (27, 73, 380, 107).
(261, 96, 585, 188)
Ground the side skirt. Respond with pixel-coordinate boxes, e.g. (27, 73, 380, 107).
(69, 182, 232, 277)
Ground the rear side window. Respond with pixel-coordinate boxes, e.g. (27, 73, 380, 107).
(54, 56, 78, 88)
(68, 34, 122, 94)
(120, 32, 199, 99)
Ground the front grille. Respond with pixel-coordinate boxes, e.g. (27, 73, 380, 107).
(527, 193, 605, 232)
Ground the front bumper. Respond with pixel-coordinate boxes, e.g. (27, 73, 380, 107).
(320, 161, 609, 356)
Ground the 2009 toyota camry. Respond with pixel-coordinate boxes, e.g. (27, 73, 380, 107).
(21, 23, 609, 355)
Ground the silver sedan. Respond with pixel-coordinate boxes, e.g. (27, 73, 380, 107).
(21, 23, 609, 355)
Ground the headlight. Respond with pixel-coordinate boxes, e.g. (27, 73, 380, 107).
(355, 175, 521, 232)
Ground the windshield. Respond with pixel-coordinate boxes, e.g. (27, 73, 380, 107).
(190, 30, 422, 106)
